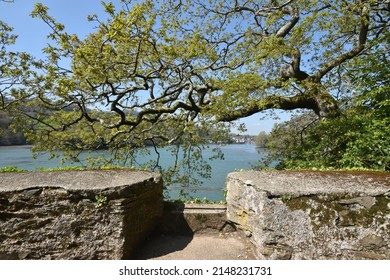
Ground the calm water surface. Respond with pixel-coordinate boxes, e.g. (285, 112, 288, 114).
(0, 144, 264, 200)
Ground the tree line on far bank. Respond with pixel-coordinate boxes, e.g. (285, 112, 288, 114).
(0, 112, 27, 146)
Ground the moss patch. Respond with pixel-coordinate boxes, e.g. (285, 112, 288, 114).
(281, 194, 390, 229)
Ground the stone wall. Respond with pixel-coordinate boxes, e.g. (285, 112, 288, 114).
(227, 171, 390, 260)
(0, 170, 163, 260)
(158, 203, 233, 234)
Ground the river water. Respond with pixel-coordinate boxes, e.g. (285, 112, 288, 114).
(0, 144, 264, 201)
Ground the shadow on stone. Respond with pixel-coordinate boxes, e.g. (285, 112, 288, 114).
(131, 202, 250, 260)
(132, 233, 194, 260)
(132, 202, 194, 259)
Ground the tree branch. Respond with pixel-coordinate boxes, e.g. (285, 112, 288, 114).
(276, 6, 300, 38)
(217, 94, 317, 122)
(313, 7, 369, 82)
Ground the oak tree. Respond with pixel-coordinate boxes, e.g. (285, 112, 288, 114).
(3, 0, 389, 178)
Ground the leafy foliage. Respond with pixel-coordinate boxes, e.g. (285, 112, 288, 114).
(264, 110, 389, 171)
(264, 37, 390, 171)
(255, 131, 268, 148)
(0, 166, 27, 173)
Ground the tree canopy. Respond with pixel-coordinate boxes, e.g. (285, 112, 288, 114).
(1, 0, 389, 176)
(263, 31, 390, 171)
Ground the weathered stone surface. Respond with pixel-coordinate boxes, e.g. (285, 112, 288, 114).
(226, 170, 390, 260)
(158, 203, 228, 234)
(0, 170, 163, 260)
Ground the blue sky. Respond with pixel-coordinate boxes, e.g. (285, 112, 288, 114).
(1, 0, 294, 135)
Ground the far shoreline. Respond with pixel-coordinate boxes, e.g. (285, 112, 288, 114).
(0, 145, 33, 149)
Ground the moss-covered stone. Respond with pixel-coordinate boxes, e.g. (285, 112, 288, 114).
(282, 194, 390, 229)
(227, 171, 390, 259)
(336, 196, 389, 227)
